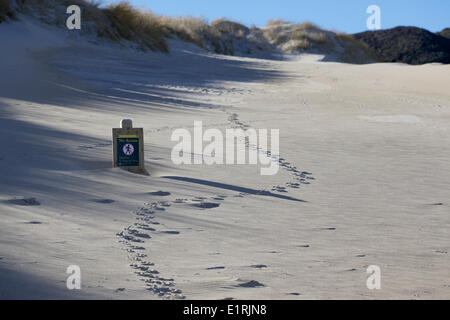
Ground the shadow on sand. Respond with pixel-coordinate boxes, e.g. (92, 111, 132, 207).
(163, 176, 306, 202)
(0, 265, 89, 300)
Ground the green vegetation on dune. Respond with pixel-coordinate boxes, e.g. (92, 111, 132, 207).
(1, 0, 382, 63)
(354, 26, 450, 64)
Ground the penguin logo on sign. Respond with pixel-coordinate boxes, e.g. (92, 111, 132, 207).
(122, 143, 135, 156)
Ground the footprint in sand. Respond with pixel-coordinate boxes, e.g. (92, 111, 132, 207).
(286, 182, 300, 188)
(117, 200, 186, 299)
(250, 264, 267, 269)
(271, 186, 287, 193)
(148, 191, 171, 196)
(6, 197, 40, 206)
(192, 202, 220, 209)
(24, 221, 42, 225)
(92, 199, 115, 204)
(116, 231, 144, 243)
(206, 266, 226, 270)
(160, 231, 180, 235)
(236, 280, 265, 288)
(134, 223, 156, 232)
(159, 202, 171, 207)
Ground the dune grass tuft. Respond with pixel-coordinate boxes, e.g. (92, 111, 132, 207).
(158, 15, 226, 53)
(4, 0, 378, 62)
(263, 20, 332, 52)
(105, 2, 168, 52)
(336, 33, 381, 63)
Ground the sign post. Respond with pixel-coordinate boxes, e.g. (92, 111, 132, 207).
(112, 119, 145, 174)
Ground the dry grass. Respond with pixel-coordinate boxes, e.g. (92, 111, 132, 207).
(104, 2, 168, 52)
(265, 19, 289, 27)
(102, 4, 232, 53)
(262, 20, 377, 62)
(211, 18, 247, 35)
(159, 15, 213, 46)
(336, 32, 381, 63)
(14, 0, 169, 51)
(4, 0, 378, 63)
(264, 20, 331, 52)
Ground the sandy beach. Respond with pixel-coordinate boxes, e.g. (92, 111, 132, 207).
(0, 18, 449, 299)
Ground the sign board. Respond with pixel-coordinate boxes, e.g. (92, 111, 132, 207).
(117, 134, 139, 167)
(112, 124, 145, 174)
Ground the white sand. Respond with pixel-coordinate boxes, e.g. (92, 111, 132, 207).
(0, 19, 449, 299)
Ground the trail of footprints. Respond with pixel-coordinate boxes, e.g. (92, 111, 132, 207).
(116, 112, 313, 298)
(148, 84, 253, 96)
(116, 200, 182, 299)
(226, 112, 315, 192)
(116, 193, 224, 299)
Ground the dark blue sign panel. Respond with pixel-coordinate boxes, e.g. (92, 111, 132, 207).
(117, 136, 139, 167)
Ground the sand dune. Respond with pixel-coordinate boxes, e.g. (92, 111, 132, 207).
(0, 18, 449, 299)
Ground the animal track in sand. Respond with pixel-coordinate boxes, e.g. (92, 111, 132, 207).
(236, 280, 265, 288)
(116, 197, 185, 299)
(148, 191, 171, 196)
(317, 227, 336, 231)
(147, 84, 252, 97)
(192, 202, 221, 209)
(6, 197, 40, 206)
(206, 266, 226, 270)
(250, 264, 267, 269)
(92, 199, 115, 204)
(24, 221, 42, 224)
(118, 189, 275, 298)
(116, 191, 233, 298)
(159, 230, 180, 235)
(225, 111, 315, 193)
